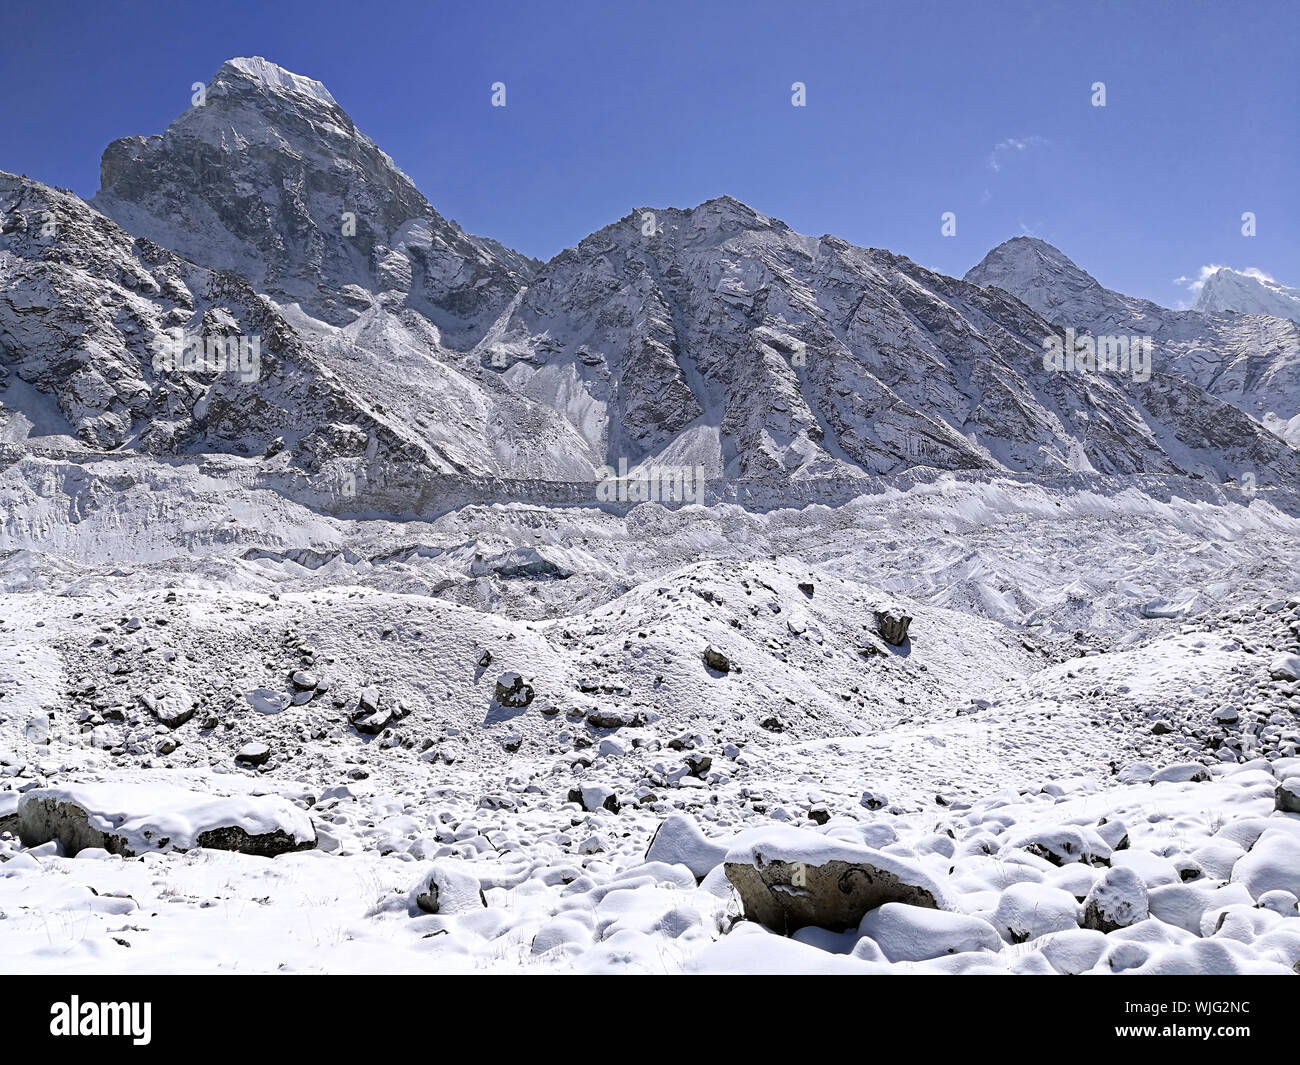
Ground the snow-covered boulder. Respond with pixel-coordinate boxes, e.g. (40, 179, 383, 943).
(1004, 824, 1112, 867)
(724, 826, 949, 934)
(990, 882, 1080, 943)
(1082, 866, 1150, 932)
(1269, 653, 1300, 681)
(858, 903, 1000, 962)
(645, 814, 729, 880)
(147, 686, 196, 728)
(1150, 763, 1211, 784)
(245, 688, 291, 715)
(17, 782, 316, 857)
(568, 783, 620, 814)
(1232, 831, 1300, 900)
(408, 861, 487, 915)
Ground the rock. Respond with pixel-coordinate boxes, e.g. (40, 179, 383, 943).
(24, 714, 50, 745)
(408, 861, 486, 915)
(874, 605, 912, 646)
(290, 671, 317, 690)
(684, 752, 712, 777)
(1005, 825, 1112, 867)
(1150, 720, 1172, 735)
(1270, 653, 1300, 681)
(568, 784, 620, 813)
(470, 546, 570, 580)
(235, 742, 271, 766)
(358, 686, 381, 713)
(1276, 778, 1300, 814)
(585, 708, 646, 729)
(16, 782, 315, 857)
(991, 882, 1081, 943)
(353, 708, 393, 735)
(859, 903, 1001, 962)
(860, 789, 888, 812)
(1232, 830, 1300, 900)
(723, 826, 949, 934)
(702, 646, 731, 673)
(245, 688, 290, 716)
(1150, 763, 1212, 784)
(145, 686, 196, 728)
(808, 804, 831, 826)
(1083, 866, 1150, 932)
(797, 581, 814, 598)
(645, 814, 728, 879)
(1257, 889, 1299, 915)
(476, 650, 492, 668)
(0, 791, 19, 836)
(493, 672, 535, 707)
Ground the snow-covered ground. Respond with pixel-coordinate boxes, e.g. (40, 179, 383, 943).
(2, 458, 1298, 973)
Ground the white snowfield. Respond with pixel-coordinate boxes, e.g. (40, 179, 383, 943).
(1, 56, 1299, 975)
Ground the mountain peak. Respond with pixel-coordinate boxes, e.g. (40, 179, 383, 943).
(1195, 266, 1300, 322)
(216, 57, 338, 106)
(972, 236, 1085, 277)
(91, 56, 532, 343)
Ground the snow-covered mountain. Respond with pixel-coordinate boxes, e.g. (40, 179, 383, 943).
(1196, 267, 1300, 322)
(93, 57, 535, 346)
(1, 58, 1296, 488)
(967, 237, 1300, 449)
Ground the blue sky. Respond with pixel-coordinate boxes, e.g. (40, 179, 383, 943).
(4, 0, 1296, 305)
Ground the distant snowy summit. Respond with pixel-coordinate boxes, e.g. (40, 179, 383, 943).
(1196, 267, 1300, 323)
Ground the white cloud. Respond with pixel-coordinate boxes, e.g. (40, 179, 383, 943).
(987, 136, 1049, 172)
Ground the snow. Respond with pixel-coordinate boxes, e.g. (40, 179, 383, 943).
(222, 57, 339, 106)
(1, 53, 1299, 977)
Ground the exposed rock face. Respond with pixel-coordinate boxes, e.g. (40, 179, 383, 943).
(568, 783, 619, 813)
(724, 827, 949, 934)
(1275, 779, 1300, 814)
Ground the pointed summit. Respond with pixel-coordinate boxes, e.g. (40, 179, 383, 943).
(92, 58, 531, 345)
(1195, 267, 1300, 322)
(965, 236, 1166, 327)
(218, 56, 338, 105)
